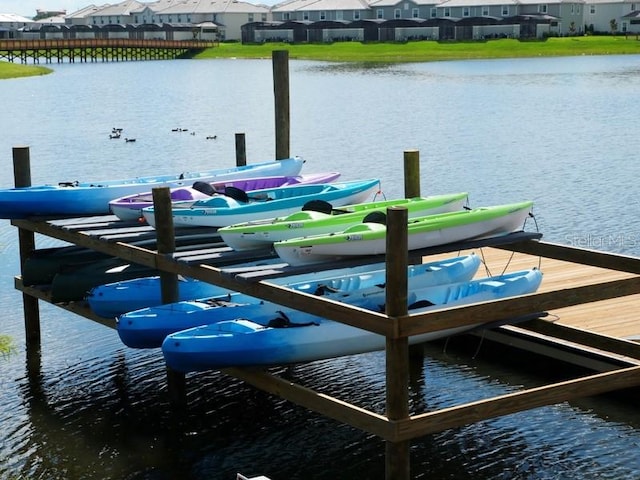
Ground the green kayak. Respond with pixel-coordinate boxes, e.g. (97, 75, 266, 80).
(218, 192, 468, 251)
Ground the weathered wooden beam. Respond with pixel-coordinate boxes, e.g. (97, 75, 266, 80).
(272, 50, 290, 160)
(223, 367, 393, 439)
(385, 206, 410, 480)
(393, 365, 640, 441)
(497, 239, 640, 274)
(13, 146, 41, 357)
(399, 276, 640, 337)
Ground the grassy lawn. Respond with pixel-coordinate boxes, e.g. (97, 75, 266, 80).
(1, 36, 639, 79)
(0, 61, 52, 79)
(195, 36, 640, 62)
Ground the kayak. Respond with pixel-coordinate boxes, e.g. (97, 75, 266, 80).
(274, 201, 534, 266)
(217, 192, 468, 251)
(109, 171, 340, 221)
(161, 268, 543, 371)
(116, 254, 481, 348)
(142, 178, 382, 228)
(0, 157, 304, 219)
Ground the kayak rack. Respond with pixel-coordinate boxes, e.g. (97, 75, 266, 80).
(10, 146, 640, 480)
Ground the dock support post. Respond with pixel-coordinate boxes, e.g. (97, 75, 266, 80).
(403, 149, 421, 198)
(13, 146, 41, 375)
(385, 206, 410, 480)
(151, 187, 185, 404)
(272, 50, 290, 160)
(403, 149, 425, 359)
(235, 133, 247, 166)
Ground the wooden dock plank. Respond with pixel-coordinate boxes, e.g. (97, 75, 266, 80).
(425, 247, 640, 340)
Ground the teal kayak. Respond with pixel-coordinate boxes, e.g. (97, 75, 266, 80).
(142, 178, 381, 228)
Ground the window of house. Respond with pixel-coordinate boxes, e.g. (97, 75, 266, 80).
(463, 7, 470, 16)
(303, 11, 309, 20)
(283, 12, 290, 20)
(248, 13, 254, 22)
(430, 7, 437, 17)
(412, 8, 419, 17)
(261, 13, 266, 21)
(377, 9, 384, 19)
(576, 5, 580, 14)
(444, 7, 451, 16)
(336, 10, 343, 20)
(320, 10, 327, 19)
(501, 5, 509, 15)
(590, 4, 595, 13)
(134, 15, 139, 22)
(404, 3, 409, 9)
(538, 4, 548, 13)
(394, 8, 401, 18)
(354, 10, 361, 20)
(482, 5, 489, 15)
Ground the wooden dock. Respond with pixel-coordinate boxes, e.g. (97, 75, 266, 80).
(8, 51, 640, 479)
(11, 204, 640, 480)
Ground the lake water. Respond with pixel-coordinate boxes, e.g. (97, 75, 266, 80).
(1, 54, 640, 479)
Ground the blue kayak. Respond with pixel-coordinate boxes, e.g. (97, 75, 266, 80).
(0, 157, 304, 219)
(162, 268, 543, 372)
(116, 254, 482, 348)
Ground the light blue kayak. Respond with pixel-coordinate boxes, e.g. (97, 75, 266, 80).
(116, 254, 481, 348)
(162, 268, 543, 372)
(0, 156, 304, 219)
(142, 178, 382, 228)
(88, 253, 467, 318)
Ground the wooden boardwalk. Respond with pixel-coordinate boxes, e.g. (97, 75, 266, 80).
(442, 247, 640, 340)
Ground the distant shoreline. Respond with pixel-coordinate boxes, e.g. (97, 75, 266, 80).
(3, 36, 640, 79)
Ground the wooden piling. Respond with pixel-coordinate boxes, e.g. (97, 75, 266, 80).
(151, 186, 185, 403)
(403, 150, 421, 198)
(13, 146, 41, 358)
(385, 206, 410, 480)
(151, 187, 178, 305)
(403, 149, 425, 360)
(235, 133, 247, 166)
(272, 50, 290, 160)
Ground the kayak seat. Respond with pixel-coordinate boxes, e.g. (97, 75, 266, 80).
(224, 186, 249, 203)
(302, 199, 333, 214)
(362, 211, 386, 225)
(192, 181, 216, 196)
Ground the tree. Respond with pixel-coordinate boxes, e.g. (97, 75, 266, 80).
(610, 18, 618, 35)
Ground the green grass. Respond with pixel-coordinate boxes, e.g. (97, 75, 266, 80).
(0, 335, 15, 358)
(0, 61, 52, 79)
(195, 36, 640, 62)
(1, 36, 639, 79)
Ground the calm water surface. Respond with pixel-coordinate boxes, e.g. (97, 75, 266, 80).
(1, 55, 640, 479)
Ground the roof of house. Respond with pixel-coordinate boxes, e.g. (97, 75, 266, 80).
(272, 0, 370, 12)
(90, 0, 145, 15)
(0, 13, 34, 23)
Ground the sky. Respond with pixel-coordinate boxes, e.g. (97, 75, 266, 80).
(3, 1, 83, 18)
